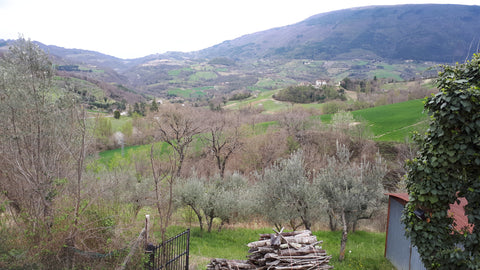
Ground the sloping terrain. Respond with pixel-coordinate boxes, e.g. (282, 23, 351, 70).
(198, 4, 480, 62)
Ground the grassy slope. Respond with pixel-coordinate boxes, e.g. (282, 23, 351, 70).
(319, 99, 428, 141)
(229, 90, 428, 142)
(352, 99, 428, 141)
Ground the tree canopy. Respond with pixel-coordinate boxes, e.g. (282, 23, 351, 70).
(273, 84, 345, 104)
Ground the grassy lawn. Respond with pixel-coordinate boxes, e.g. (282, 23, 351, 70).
(255, 78, 295, 89)
(161, 227, 394, 270)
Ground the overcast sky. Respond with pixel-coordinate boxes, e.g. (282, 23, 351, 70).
(0, 0, 478, 59)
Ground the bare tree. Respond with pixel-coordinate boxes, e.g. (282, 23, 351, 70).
(201, 111, 243, 178)
(150, 105, 203, 177)
(238, 129, 289, 174)
(0, 37, 70, 233)
(150, 144, 176, 242)
(57, 101, 91, 267)
(148, 105, 204, 240)
(276, 106, 312, 138)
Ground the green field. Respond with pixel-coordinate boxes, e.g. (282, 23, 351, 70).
(319, 99, 428, 141)
(168, 87, 212, 98)
(98, 141, 172, 167)
(352, 99, 428, 141)
(168, 67, 194, 76)
(163, 226, 393, 270)
(189, 71, 218, 81)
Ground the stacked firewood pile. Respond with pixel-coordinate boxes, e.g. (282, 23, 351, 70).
(207, 229, 333, 270)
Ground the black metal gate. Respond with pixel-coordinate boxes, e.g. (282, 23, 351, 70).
(146, 229, 190, 270)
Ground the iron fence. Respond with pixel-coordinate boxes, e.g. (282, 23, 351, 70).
(146, 229, 190, 270)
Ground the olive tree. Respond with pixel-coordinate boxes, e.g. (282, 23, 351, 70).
(175, 172, 251, 232)
(316, 142, 386, 261)
(254, 151, 324, 231)
(175, 173, 207, 231)
(403, 53, 480, 269)
(202, 173, 251, 232)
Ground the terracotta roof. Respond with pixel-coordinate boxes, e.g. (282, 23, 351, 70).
(387, 193, 473, 233)
(386, 192, 409, 202)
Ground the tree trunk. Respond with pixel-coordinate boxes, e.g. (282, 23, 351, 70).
(301, 215, 311, 231)
(190, 205, 204, 231)
(338, 211, 348, 261)
(218, 220, 224, 232)
(328, 210, 337, 231)
(207, 214, 214, 233)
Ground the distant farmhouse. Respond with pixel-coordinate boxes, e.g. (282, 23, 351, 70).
(315, 79, 328, 87)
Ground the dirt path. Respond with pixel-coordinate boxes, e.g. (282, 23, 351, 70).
(374, 120, 427, 139)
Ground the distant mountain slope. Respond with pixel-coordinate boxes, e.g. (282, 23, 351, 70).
(0, 39, 145, 103)
(198, 4, 480, 62)
(3, 4, 479, 102)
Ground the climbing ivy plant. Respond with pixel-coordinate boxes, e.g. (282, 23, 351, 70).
(403, 53, 480, 269)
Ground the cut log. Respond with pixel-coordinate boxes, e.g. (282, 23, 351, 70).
(247, 239, 271, 248)
(281, 235, 318, 245)
(278, 246, 327, 256)
(259, 230, 312, 240)
(206, 258, 256, 270)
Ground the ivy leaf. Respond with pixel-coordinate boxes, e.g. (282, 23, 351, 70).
(428, 196, 439, 204)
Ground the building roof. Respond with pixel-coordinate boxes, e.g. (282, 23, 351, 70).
(386, 193, 473, 233)
(387, 192, 409, 202)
